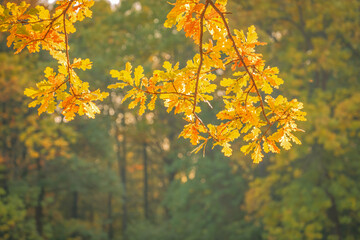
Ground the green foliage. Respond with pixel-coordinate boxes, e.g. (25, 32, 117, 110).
(162, 155, 247, 240)
(127, 153, 260, 240)
(0, 188, 26, 240)
(52, 219, 107, 240)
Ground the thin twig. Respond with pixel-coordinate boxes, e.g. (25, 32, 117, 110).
(135, 86, 194, 98)
(45, 1, 75, 39)
(244, 84, 254, 110)
(208, 0, 271, 125)
(0, 18, 52, 26)
(202, 58, 237, 74)
(63, 10, 76, 96)
(16, 1, 75, 52)
(192, 1, 209, 116)
(257, 107, 292, 142)
(194, 113, 218, 141)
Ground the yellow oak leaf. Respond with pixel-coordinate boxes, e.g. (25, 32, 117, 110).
(251, 144, 263, 163)
(221, 142, 232, 157)
(246, 25, 258, 43)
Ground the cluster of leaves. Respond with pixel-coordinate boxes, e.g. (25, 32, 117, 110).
(0, 0, 108, 120)
(109, 0, 306, 162)
(1, 0, 306, 162)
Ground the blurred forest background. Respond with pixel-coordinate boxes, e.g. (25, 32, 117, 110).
(0, 0, 359, 239)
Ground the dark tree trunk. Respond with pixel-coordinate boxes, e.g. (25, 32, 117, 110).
(35, 158, 44, 237)
(89, 204, 94, 223)
(107, 193, 114, 240)
(72, 191, 78, 219)
(143, 142, 149, 220)
(325, 189, 343, 240)
(0, 166, 9, 195)
(35, 186, 45, 236)
(115, 109, 127, 240)
(163, 156, 176, 219)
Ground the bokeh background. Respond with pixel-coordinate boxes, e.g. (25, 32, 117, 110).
(0, 0, 359, 239)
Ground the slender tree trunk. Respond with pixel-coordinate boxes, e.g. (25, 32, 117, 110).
(163, 156, 175, 219)
(143, 142, 149, 220)
(107, 193, 114, 240)
(35, 186, 45, 236)
(121, 113, 127, 240)
(107, 158, 114, 240)
(0, 166, 9, 195)
(325, 189, 343, 240)
(90, 204, 94, 223)
(72, 191, 78, 219)
(35, 157, 44, 237)
(115, 110, 127, 240)
(317, 143, 343, 240)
